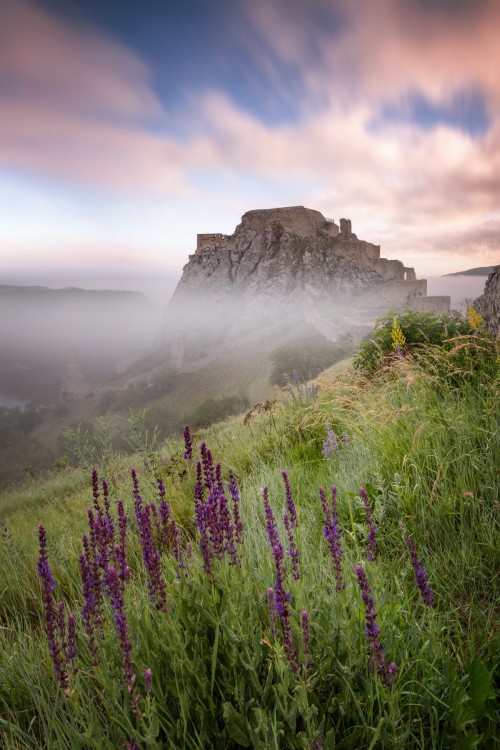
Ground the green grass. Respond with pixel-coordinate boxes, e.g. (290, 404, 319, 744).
(0, 336, 498, 748)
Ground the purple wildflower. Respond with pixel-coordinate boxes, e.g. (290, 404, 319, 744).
(301, 609, 311, 669)
(281, 470, 298, 528)
(354, 564, 397, 687)
(263, 487, 280, 550)
(263, 488, 298, 671)
(407, 536, 434, 606)
(320, 486, 345, 590)
(37, 524, 67, 690)
(66, 613, 78, 667)
(105, 565, 136, 695)
(136, 504, 168, 611)
(284, 511, 300, 580)
(144, 667, 153, 695)
(91, 468, 100, 514)
(200, 442, 215, 491)
(360, 487, 377, 562)
(183, 424, 193, 460)
(322, 425, 339, 459)
(80, 531, 105, 659)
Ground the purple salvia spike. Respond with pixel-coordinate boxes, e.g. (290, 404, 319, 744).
(262, 489, 298, 671)
(407, 536, 434, 606)
(136, 505, 168, 611)
(91, 468, 100, 513)
(215, 463, 224, 495)
(320, 486, 345, 590)
(282, 470, 298, 528)
(104, 566, 136, 695)
(263, 487, 280, 550)
(360, 487, 377, 562)
(354, 564, 397, 687)
(37, 525, 68, 690)
(200, 443, 215, 490)
(66, 612, 78, 668)
(283, 511, 300, 580)
(157, 477, 167, 502)
(183, 424, 193, 460)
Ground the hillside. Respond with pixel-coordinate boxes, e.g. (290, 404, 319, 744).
(0, 328, 498, 749)
(444, 266, 497, 276)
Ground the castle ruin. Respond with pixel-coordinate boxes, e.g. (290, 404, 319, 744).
(194, 206, 450, 313)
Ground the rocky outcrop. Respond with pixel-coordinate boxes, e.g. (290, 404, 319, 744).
(158, 206, 449, 356)
(474, 266, 500, 337)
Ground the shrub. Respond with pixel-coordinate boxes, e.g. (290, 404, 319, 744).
(270, 329, 353, 386)
(353, 308, 471, 372)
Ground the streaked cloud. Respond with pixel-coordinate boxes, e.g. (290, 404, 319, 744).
(0, 0, 498, 280)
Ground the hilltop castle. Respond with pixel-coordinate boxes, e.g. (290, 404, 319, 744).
(158, 206, 451, 362)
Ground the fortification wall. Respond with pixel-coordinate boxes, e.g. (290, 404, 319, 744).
(335, 238, 381, 264)
(413, 296, 452, 313)
(197, 233, 224, 249)
(356, 279, 428, 308)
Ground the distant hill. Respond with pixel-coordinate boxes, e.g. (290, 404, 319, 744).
(444, 266, 497, 277)
(0, 285, 160, 404)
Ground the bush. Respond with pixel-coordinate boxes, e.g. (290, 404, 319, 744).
(353, 308, 471, 373)
(270, 329, 353, 386)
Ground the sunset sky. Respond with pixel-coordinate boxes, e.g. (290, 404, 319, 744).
(1, 0, 499, 298)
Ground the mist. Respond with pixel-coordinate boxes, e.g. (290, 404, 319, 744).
(427, 275, 487, 311)
(0, 285, 165, 405)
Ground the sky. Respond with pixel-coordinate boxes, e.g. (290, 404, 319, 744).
(1, 0, 499, 303)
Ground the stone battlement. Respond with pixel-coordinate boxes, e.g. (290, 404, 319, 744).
(197, 233, 224, 249)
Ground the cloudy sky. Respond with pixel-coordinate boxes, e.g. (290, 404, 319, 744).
(1, 0, 499, 299)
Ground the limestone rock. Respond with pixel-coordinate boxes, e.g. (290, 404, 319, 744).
(158, 206, 449, 354)
(474, 265, 500, 337)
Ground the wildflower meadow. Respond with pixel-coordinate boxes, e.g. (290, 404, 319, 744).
(0, 330, 499, 749)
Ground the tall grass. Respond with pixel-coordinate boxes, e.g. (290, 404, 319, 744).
(0, 336, 498, 749)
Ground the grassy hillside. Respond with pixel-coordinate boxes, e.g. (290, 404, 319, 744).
(0, 332, 498, 748)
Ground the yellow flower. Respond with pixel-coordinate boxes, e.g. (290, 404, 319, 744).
(467, 304, 484, 330)
(391, 317, 406, 353)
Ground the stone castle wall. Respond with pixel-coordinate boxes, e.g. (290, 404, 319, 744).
(197, 233, 224, 249)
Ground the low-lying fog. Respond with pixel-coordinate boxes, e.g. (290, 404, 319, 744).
(426, 275, 487, 311)
(0, 285, 168, 406)
(0, 273, 489, 408)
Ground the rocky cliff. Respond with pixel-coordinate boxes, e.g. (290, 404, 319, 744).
(158, 206, 449, 353)
(474, 265, 500, 337)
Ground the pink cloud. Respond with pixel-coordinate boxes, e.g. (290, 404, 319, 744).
(0, 0, 202, 192)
